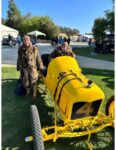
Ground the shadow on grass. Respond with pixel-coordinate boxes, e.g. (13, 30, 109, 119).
(73, 47, 114, 62)
(91, 127, 114, 150)
(45, 127, 114, 150)
(2, 78, 114, 150)
(2, 78, 54, 150)
(82, 68, 114, 90)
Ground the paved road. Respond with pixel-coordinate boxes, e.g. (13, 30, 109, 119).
(2, 42, 114, 71)
(2, 44, 54, 64)
(76, 55, 114, 71)
(2, 42, 88, 65)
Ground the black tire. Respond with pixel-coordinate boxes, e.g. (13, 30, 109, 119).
(30, 105, 45, 150)
(105, 95, 114, 116)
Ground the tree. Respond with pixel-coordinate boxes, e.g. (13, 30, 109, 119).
(19, 15, 60, 39)
(4, 1, 78, 39)
(59, 26, 79, 36)
(34, 16, 60, 39)
(92, 17, 107, 40)
(92, 10, 114, 40)
(19, 13, 33, 35)
(105, 10, 114, 33)
(92, 0, 114, 40)
(72, 29, 80, 35)
(6, 0, 22, 30)
(112, 0, 115, 5)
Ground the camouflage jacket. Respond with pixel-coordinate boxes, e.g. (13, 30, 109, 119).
(17, 45, 43, 71)
(17, 45, 44, 85)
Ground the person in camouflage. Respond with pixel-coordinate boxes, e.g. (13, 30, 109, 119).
(50, 42, 75, 59)
(17, 35, 44, 98)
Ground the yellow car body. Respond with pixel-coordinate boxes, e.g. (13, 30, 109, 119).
(27, 56, 114, 150)
(43, 56, 105, 122)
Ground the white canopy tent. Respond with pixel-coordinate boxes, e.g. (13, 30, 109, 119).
(1, 24, 19, 39)
(27, 30, 46, 37)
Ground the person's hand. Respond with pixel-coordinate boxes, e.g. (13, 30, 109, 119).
(40, 67, 45, 72)
(40, 67, 47, 76)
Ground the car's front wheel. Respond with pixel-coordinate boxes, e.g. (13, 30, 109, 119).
(105, 95, 114, 116)
(30, 105, 45, 150)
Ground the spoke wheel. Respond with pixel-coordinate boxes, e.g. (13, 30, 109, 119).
(30, 105, 44, 150)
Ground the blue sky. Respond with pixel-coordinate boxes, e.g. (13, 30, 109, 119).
(2, 0, 113, 34)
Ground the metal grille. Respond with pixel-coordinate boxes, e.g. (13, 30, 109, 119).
(71, 100, 102, 120)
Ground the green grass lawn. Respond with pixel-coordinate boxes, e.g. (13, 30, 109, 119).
(73, 47, 114, 62)
(2, 67, 114, 150)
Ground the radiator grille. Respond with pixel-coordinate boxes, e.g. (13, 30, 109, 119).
(71, 100, 102, 120)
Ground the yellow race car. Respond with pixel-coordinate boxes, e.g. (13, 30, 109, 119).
(26, 55, 114, 150)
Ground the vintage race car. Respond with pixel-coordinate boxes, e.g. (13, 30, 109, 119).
(43, 56, 105, 120)
(25, 55, 114, 150)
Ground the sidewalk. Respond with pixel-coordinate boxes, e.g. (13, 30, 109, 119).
(2, 64, 16, 67)
(76, 55, 114, 71)
(2, 55, 114, 71)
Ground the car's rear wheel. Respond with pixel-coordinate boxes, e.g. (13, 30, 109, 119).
(30, 105, 45, 150)
(105, 95, 114, 116)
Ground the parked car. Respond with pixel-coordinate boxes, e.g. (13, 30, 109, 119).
(2, 35, 17, 46)
(94, 34, 114, 54)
